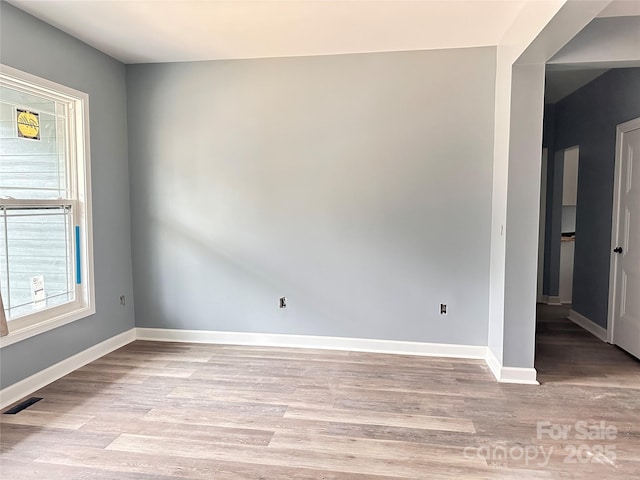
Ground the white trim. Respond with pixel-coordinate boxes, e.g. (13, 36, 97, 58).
(499, 366, 539, 385)
(485, 347, 539, 385)
(1, 327, 545, 405)
(0, 64, 89, 104)
(485, 347, 502, 380)
(136, 328, 487, 359)
(546, 296, 563, 306)
(537, 295, 563, 306)
(139, 328, 542, 384)
(0, 329, 135, 409)
(0, 64, 95, 348)
(568, 309, 608, 342)
(608, 117, 640, 344)
(0, 304, 96, 348)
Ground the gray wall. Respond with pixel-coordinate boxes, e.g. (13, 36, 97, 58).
(551, 68, 640, 327)
(127, 47, 496, 346)
(0, 2, 135, 388)
(503, 63, 547, 368)
(542, 103, 562, 297)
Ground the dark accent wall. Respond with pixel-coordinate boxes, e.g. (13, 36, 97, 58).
(551, 68, 640, 327)
(542, 103, 562, 297)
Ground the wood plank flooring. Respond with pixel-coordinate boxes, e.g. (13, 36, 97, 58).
(2, 308, 639, 479)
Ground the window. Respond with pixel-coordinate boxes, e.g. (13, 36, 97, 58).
(0, 65, 94, 346)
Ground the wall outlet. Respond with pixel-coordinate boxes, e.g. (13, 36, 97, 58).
(120, 295, 126, 306)
(279, 297, 287, 308)
(440, 304, 447, 315)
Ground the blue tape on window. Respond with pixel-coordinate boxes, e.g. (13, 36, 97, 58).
(75, 226, 81, 284)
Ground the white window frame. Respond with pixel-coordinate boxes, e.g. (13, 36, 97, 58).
(0, 65, 95, 348)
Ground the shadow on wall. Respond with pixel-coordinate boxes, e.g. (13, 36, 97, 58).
(127, 49, 497, 346)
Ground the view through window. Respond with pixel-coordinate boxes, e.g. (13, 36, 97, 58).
(0, 66, 94, 343)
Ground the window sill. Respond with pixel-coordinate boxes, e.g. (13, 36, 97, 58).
(0, 305, 95, 348)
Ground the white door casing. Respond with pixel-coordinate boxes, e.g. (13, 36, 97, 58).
(609, 117, 640, 359)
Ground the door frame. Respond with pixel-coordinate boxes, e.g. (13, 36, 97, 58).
(537, 148, 548, 303)
(607, 116, 640, 343)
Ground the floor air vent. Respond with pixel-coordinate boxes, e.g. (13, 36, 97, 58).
(3, 397, 43, 414)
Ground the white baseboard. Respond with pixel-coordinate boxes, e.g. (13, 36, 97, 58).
(0, 328, 136, 409)
(2, 327, 543, 406)
(141, 328, 540, 384)
(547, 296, 563, 306)
(537, 295, 563, 305)
(485, 348, 539, 385)
(136, 327, 487, 359)
(500, 366, 539, 384)
(568, 309, 608, 342)
(485, 347, 502, 380)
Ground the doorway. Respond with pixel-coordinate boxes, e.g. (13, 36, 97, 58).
(559, 146, 578, 306)
(608, 117, 640, 359)
(535, 68, 640, 379)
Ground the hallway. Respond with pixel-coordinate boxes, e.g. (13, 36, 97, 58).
(535, 304, 640, 386)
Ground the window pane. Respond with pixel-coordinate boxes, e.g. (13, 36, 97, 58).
(0, 207, 75, 320)
(0, 85, 68, 199)
(0, 86, 56, 115)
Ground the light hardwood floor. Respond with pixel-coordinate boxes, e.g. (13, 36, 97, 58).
(2, 308, 639, 479)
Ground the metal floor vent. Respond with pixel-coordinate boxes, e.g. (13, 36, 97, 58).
(3, 397, 43, 414)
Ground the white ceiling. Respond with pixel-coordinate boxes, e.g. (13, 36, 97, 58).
(8, 0, 529, 64)
(597, 0, 640, 18)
